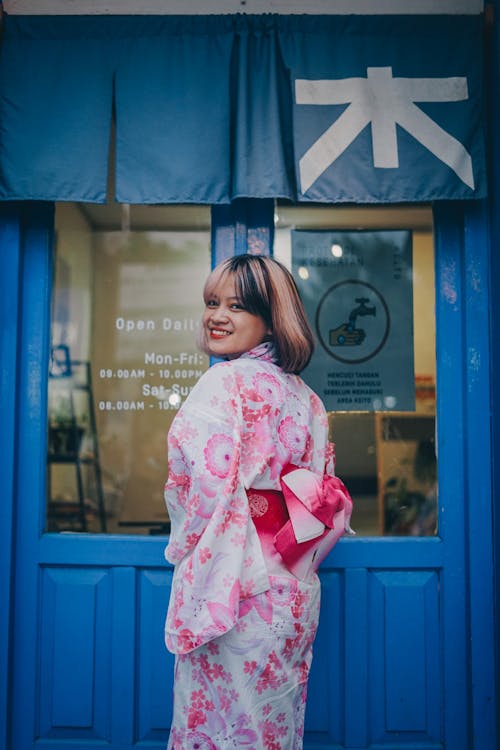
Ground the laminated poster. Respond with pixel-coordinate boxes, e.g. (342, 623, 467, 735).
(292, 230, 414, 412)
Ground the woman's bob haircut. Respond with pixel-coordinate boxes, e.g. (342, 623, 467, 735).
(199, 254, 315, 374)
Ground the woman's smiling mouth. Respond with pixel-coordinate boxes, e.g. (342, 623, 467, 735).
(209, 328, 231, 339)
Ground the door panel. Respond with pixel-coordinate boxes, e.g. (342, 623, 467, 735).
(39, 567, 112, 741)
(137, 570, 175, 741)
(305, 558, 442, 748)
(370, 571, 441, 742)
(37, 558, 176, 747)
(33, 559, 443, 748)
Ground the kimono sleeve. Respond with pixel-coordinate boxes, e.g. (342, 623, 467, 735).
(163, 363, 269, 654)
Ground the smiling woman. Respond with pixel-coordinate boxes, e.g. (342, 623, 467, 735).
(163, 253, 353, 750)
(199, 254, 315, 373)
(201, 275, 271, 360)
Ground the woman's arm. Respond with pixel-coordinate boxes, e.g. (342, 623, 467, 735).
(163, 363, 269, 654)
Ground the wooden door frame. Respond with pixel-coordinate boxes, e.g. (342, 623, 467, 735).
(433, 201, 496, 749)
(0, 204, 25, 750)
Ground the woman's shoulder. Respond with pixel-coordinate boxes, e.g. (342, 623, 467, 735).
(192, 357, 324, 399)
(199, 356, 277, 380)
(183, 359, 249, 407)
(188, 357, 284, 403)
(187, 360, 235, 394)
(172, 362, 241, 425)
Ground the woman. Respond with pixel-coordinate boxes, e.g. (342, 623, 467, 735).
(164, 254, 352, 750)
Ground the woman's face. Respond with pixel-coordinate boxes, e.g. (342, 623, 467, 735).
(202, 273, 271, 359)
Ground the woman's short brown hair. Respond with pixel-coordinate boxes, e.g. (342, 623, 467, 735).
(200, 254, 315, 374)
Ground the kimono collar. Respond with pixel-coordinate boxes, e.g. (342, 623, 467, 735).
(240, 341, 279, 365)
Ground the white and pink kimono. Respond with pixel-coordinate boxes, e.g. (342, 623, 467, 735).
(164, 343, 351, 750)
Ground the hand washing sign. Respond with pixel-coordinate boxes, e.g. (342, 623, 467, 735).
(292, 230, 414, 412)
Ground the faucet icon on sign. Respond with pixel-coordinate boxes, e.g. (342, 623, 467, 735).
(329, 297, 376, 346)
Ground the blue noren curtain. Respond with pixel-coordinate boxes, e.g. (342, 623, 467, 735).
(0, 14, 486, 204)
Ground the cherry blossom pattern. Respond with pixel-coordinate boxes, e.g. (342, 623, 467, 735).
(204, 433, 235, 478)
(167, 574, 320, 750)
(164, 344, 333, 748)
(252, 371, 284, 408)
(278, 416, 308, 454)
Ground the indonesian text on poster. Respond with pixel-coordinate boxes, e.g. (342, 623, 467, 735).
(292, 230, 414, 412)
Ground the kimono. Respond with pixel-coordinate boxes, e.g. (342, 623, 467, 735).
(164, 342, 339, 750)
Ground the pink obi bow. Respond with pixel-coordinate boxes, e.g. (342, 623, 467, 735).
(273, 465, 354, 581)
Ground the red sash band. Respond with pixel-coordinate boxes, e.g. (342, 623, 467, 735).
(247, 465, 354, 581)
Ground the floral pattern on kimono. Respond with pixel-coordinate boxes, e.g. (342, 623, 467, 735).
(166, 574, 321, 750)
(164, 344, 332, 655)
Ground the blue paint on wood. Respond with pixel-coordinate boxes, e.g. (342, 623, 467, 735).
(488, 13, 500, 740)
(38, 568, 111, 738)
(369, 570, 442, 745)
(137, 570, 174, 741)
(462, 201, 497, 750)
(110, 567, 137, 746)
(384, 575, 428, 731)
(9, 204, 54, 750)
(433, 203, 471, 750)
(52, 578, 96, 726)
(344, 568, 369, 748)
(33, 532, 440, 569)
(0, 205, 22, 750)
(305, 571, 342, 740)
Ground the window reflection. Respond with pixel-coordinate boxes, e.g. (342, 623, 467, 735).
(330, 411, 437, 536)
(274, 204, 437, 537)
(47, 204, 211, 534)
(47, 202, 437, 538)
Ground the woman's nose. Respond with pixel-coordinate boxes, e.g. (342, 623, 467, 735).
(210, 305, 229, 322)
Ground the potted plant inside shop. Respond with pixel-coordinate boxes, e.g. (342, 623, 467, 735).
(48, 393, 86, 457)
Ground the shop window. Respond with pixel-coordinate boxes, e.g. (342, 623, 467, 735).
(47, 201, 436, 538)
(274, 204, 437, 537)
(47, 204, 211, 534)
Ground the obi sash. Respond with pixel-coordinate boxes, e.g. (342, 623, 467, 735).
(247, 465, 354, 581)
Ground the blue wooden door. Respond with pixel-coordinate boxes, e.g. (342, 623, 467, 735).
(3, 200, 496, 750)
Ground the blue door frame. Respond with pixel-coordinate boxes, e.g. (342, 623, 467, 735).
(0, 204, 24, 750)
(434, 201, 496, 749)
(0, 202, 55, 750)
(487, 5, 500, 738)
(0, 198, 497, 750)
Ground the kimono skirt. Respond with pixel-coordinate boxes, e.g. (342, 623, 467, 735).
(166, 489, 321, 750)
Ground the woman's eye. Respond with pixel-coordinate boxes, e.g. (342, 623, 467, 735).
(206, 300, 217, 308)
(231, 303, 245, 310)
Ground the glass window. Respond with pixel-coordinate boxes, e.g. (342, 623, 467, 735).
(47, 201, 437, 538)
(47, 204, 211, 534)
(274, 204, 437, 537)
